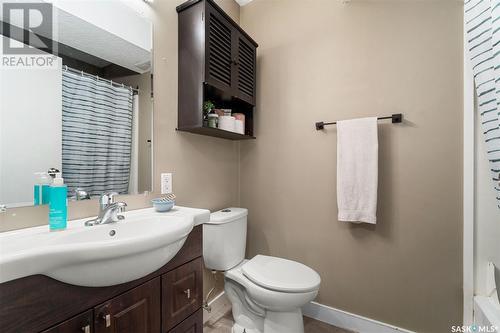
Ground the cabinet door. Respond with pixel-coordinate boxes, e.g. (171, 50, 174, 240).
(94, 277, 160, 333)
(162, 258, 203, 332)
(168, 309, 203, 333)
(235, 32, 257, 105)
(41, 310, 93, 333)
(205, 3, 234, 93)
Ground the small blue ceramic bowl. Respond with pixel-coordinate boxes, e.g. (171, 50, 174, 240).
(151, 198, 175, 212)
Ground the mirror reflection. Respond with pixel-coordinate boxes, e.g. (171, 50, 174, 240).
(0, 0, 153, 208)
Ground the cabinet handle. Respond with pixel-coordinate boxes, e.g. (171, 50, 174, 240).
(184, 288, 191, 299)
(81, 325, 91, 333)
(102, 314, 111, 328)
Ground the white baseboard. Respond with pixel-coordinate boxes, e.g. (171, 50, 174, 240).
(302, 301, 415, 333)
(206, 293, 415, 333)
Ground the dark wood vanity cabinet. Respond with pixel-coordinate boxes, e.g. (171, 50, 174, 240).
(41, 310, 93, 333)
(162, 258, 203, 331)
(94, 278, 161, 333)
(168, 309, 203, 333)
(0, 226, 203, 333)
(177, 0, 258, 140)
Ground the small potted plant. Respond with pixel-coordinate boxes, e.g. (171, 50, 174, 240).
(203, 101, 214, 117)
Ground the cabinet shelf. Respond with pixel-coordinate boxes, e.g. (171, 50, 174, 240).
(177, 126, 256, 140)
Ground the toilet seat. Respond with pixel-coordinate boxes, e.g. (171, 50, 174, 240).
(225, 259, 319, 313)
(241, 255, 321, 293)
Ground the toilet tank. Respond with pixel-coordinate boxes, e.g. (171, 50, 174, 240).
(203, 208, 248, 271)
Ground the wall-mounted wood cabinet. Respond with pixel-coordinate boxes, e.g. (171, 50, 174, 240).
(177, 0, 258, 140)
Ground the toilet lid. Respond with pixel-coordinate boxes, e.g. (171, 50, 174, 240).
(241, 255, 321, 293)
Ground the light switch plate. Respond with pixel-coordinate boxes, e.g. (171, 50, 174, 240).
(161, 173, 172, 194)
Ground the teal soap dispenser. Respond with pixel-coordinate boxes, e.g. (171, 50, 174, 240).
(34, 172, 52, 206)
(49, 173, 67, 231)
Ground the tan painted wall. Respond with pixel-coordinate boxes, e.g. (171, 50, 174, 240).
(239, 1, 463, 332)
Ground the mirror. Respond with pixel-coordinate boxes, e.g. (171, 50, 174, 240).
(0, 0, 153, 208)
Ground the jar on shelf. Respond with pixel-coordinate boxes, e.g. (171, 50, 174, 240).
(207, 113, 219, 128)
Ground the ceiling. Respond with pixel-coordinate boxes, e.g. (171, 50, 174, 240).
(2, 0, 152, 74)
(55, 7, 151, 73)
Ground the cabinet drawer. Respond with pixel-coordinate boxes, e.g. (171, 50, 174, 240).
(162, 257, 203, 332)
(168, 309, 203, 333)
(41, 310, 93, 333)
(94, 277, 160, 333)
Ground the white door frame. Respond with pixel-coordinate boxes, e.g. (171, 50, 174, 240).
(463, 10, 475, 325)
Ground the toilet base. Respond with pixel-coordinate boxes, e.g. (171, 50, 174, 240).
(231, 309, 304, 333)
(263, 309, 304, 333)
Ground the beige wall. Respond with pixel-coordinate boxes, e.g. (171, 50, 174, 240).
(239, 1, 463, 332)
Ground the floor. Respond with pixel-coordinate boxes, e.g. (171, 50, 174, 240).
(203, 311, 352, 333)
(203, 294, 353, 333)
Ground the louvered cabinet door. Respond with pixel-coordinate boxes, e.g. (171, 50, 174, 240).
(205, 5, 234, 93)
(235, 33, 256, 105)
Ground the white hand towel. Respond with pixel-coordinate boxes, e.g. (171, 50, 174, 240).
(337, 117, 378, 224)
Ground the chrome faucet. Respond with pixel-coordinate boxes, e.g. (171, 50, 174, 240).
(85, 192, 127, 226)
(71, 188, 90, 201)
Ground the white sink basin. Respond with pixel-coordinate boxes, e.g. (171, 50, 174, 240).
(0, 206, 209, 287)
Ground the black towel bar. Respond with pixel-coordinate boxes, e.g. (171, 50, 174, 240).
(315, 113, 403, 130)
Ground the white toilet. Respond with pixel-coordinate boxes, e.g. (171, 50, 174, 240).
(203, 208, 321, 333)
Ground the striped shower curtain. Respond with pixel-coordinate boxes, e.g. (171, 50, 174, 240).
(62, 71, 133, 197)
(465, 0, 500, 209)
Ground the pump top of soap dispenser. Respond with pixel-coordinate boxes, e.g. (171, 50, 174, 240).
(52, 173, 65, 186)
(35, 172, 52, 185)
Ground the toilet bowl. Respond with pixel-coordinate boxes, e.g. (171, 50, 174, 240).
(203, 208, 321, 333)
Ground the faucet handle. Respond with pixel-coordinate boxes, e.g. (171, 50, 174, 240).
(109, 202, 127, 223)
(72, 188, 90, 201)
(100, 192, 119, 205)
(113, 201, 127, 211)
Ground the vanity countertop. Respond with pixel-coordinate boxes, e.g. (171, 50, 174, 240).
(0, 206, 209, 286)
(0, 206, 209, 237)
